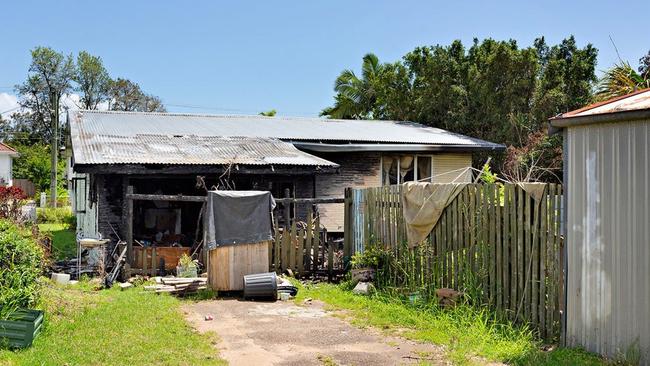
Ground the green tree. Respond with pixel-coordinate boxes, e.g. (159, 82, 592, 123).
(75, 51, 111, 110)
(596, 61, 650, 101)
(109, 78, 166, 112)
(322, 36, 598, 182)
(13, 47, 75, 142)
(320, 53, 383, 119)
(259, 109, 277, 117)
(11, 143, 54, 192)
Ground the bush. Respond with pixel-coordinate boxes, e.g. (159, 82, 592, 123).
(37, 206, 76, 227)
(0, 186, 27, 222)
(0, 220, 44, 319)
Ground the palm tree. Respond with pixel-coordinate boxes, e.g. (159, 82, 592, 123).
(320, 53, 383, 119)
(596, 61, 650, 101)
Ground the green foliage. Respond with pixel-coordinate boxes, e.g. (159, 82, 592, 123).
(0, 283, 226, 365)
(36, 207, 75, 227)
(596, 60, 650, 101)
(75, 51, 112, 110)
(259, 109, 277, 117)
(12, 47, 75, 143)
(322, 36, 598, 182)
(108, 78, 166, 112)
(11, 143, 59, 192)
(38, 223, 76, 260)
(294, 282, 607, 365)
(350, 240, 388, 269)
(0, 220, 44, 319)
(479, 162, 498, 184)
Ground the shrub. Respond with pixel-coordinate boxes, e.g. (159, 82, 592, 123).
(37, 206, 76, 227)
(0, 219, 44, 319)
(0, 186, 26, 221)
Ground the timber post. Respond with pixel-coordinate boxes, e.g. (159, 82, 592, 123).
(126, 185, 134, 264)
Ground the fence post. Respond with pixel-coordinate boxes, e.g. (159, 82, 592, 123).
(327, 236, 334, 282)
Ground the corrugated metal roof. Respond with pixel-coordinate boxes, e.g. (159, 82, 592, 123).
(71, 133, 338, 166)
(70, 110, 503, 147)
(554, 88, 650, 119)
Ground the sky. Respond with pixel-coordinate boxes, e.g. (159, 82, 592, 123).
(1, 0, 648, 118)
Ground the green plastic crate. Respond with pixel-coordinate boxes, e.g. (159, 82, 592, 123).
(0, 309, 44, 348)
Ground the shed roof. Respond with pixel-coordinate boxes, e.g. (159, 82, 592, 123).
(550, 89, 650, 128)
(70, 110, 502, 147)
(71, 132, 338, 166)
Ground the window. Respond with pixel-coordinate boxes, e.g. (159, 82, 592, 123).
(381, 154, 434, 185)
(72, 177, 87, 213)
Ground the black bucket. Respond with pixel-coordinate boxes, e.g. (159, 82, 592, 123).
(243, 272, 278, 300)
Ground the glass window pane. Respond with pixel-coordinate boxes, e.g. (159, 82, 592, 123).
(417, 156, 432, 182)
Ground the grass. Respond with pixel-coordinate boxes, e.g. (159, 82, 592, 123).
(38, 223, 76, 260)
(0, 280, 225, 366)
(294, 282, 607, 366)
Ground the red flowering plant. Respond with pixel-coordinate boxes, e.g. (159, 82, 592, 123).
(0, 186, 27, 221)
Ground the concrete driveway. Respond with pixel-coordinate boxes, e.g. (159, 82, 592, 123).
(183, 298, 449, 366)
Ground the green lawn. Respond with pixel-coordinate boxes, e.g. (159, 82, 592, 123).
(294, 282, 608, 366)
(0, 281, 225, 366)
(38, 223, 76, 260)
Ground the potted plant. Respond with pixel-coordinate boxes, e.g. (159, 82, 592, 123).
(350, 242, 385, 284)
(176, 254, 198, 278)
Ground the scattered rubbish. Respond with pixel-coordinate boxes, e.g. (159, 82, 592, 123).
(118, 282, 133, 290)
(243, 272, 278, 300)
(435, 288, 463, 308)
(277, 276, 298, 298)
(51, 273, 70, 285)
(204, 314, 214, 321)
(279, 292, 290, 301)
(352, 281, 375, 295)
(144, 277, 207, 295)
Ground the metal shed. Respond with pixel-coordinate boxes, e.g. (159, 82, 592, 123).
(550, 89, 650, 364)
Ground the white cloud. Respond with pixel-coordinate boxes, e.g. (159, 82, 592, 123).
(0, 92, 109, 120)
(0, 93, 19, 118)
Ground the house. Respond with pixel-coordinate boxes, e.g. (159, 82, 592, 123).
(0, 142, 19, 186)
(549, 89, 650, 363)
(68, 110, 502, 267)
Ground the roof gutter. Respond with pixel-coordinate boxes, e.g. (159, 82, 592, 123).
(549, 108, 650, 133)
(293, 142, 505, 153)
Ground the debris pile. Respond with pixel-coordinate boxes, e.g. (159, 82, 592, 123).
(144, 277, 208, 295)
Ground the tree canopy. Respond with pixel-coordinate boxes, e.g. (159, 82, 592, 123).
(322, 36, 598, 182)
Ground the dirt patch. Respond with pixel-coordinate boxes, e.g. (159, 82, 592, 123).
(183, 298, 449, 365)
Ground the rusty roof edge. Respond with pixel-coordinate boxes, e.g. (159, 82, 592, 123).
(549, 108, 650, 129)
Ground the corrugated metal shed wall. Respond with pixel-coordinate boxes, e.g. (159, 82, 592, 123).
(565, 119, 650, 363)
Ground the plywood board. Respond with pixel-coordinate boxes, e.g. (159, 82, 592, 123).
(208, 241, 271, 291)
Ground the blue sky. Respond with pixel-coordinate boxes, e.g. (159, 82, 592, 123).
(1, 0, 648, 117)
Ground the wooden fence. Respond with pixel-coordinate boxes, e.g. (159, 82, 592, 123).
(271, 203, 347, 280)
(344, 183, 564, 340)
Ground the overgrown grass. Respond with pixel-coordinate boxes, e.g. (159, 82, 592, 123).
(38, 223, 76, 260)
(294, 282, 606, 365)
(0, 280, 225, 366)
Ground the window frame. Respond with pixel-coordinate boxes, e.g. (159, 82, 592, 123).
(381, 154, 435, 186)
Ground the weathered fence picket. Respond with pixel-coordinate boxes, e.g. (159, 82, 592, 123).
(344, 183, 563, 340)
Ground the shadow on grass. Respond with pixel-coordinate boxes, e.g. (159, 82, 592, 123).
(38, 223, 76, 260)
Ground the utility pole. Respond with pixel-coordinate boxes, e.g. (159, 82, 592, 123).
(50, 91, 58, 208)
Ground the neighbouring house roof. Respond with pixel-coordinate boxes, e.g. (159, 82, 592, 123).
(0, 142, 19, 157)
(70, 109, 503, 148)
(550, 88, 650, 128)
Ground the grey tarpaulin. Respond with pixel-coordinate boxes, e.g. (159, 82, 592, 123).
(401, 182, 468, 248)
(205, 190, 276, 249)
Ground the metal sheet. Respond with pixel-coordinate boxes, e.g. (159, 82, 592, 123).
(565, 118, 650, 362)
(71, 133, 338, 166)
(70, 110, 503, 147)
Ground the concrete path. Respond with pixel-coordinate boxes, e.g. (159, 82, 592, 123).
(183, 298, 450, 366)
